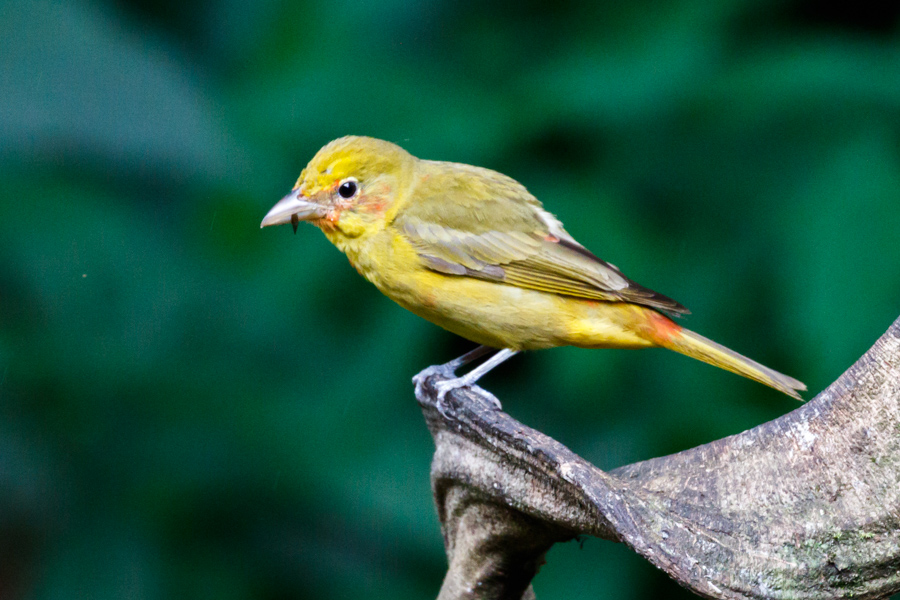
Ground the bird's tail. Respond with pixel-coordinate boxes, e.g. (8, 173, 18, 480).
(648, 313, 806, 400)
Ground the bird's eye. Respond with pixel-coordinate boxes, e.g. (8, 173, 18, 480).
(337, 178, 359, 199)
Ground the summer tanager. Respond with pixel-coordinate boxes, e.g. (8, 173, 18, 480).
(261, 136, 805, 404)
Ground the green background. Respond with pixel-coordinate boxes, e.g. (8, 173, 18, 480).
(2, 0, 899, 598)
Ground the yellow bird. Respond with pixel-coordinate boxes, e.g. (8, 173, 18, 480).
(261, 136, 805, 405)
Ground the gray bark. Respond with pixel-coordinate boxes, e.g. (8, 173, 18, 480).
(416, 316, 900, 599)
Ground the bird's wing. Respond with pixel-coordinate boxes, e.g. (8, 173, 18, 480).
(392, 161, 688, 315)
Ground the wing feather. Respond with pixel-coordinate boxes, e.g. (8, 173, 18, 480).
(393, 161, 688, 315)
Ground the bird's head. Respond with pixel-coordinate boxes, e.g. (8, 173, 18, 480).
(261, 136, 415, 239)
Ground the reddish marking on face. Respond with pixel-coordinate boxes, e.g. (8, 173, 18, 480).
(314, 209, 341, 231)
(316, 219, 337, 232)
(544, 234, 559, 243)
(361, 200, 387, 214)
(326, 211, 340, 222)
(647, 311, 682, 345)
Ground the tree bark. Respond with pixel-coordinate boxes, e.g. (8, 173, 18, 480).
(416, 316, 900, 599)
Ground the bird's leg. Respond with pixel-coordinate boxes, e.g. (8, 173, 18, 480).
(433, 348, 519, 412)
(413, 345, 495, 397)
(413, 346, 518, 415)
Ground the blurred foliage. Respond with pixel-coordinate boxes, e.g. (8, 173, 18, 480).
(2, 0, 900, 598)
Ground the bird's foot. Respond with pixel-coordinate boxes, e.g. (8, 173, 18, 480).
(413, 362, 460, 399)
(413, 346, 507, 416)
(434, 378, 502, 416)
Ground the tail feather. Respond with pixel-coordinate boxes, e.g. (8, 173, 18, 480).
(664, 327, 806, 400)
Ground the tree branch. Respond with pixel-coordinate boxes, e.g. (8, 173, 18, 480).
(416, 316, 900, 599)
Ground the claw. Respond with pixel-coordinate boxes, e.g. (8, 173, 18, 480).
(412, 346, 516, 415)
(433, 378, 457, 416)
(434, 379, 502, 411)
(413, 362, 458, 399)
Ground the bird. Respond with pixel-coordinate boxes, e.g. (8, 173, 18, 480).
(261, 135, 805, 407)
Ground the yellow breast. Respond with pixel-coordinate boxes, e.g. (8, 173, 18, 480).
(325, 227, 651, 351)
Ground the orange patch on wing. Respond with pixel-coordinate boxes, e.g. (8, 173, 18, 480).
(544, 234, 559, 243)
(646, 310, 682, 345)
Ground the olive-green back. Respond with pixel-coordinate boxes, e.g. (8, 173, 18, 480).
(392, 160, 688, 315)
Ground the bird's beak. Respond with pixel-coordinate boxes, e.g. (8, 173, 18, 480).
(260, 189, 327, 232)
